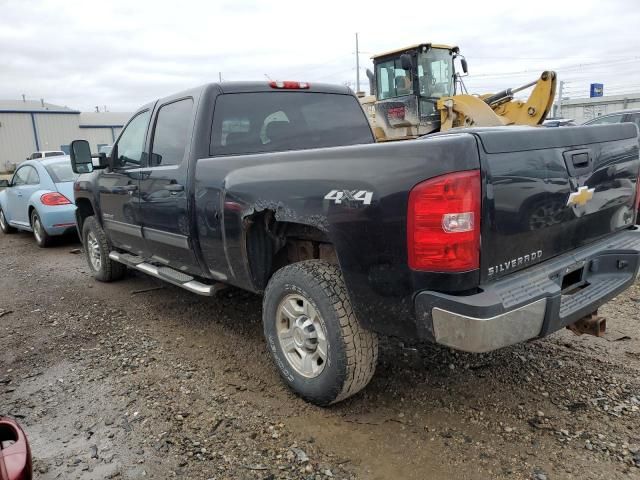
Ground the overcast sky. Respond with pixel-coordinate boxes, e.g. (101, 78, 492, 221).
(1, 0, 638, 112)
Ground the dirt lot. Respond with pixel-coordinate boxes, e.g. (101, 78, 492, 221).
(1, 232, 639, 480)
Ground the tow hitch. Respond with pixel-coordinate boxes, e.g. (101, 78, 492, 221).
(567, 312, 606, 337)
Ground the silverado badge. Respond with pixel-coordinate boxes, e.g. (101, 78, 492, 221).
(567, 186, 595, 207)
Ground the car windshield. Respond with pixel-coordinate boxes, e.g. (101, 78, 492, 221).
(45, 159, 79, 183)
(417, 48, 454, 99)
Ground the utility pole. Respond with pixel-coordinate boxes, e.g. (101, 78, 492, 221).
(219, 72, 223, 82)
(355, 32, 360, 94)
(557, 80, 564, 118)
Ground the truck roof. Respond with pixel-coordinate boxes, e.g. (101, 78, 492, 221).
(141, 81, 354, 110)
(372, 43, 458, 60)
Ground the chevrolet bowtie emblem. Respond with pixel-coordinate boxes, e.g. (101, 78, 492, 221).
(567, 186, 595, 207)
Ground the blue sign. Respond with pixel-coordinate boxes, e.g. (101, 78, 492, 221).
(590, 83, 604, 97)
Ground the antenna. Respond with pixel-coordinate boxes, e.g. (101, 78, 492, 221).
(264, 73, 273, 81)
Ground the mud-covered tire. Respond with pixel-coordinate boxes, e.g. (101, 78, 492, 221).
(82, 216, 126, 282)
(263, 260, 378, 406)
(31, 209, 52, 247)
(0, 208, 16, 234)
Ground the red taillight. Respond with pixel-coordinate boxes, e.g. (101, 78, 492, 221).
(269, 80, 310, 89)
(407, 170, 481, 272)
(41, 192, 71, 206)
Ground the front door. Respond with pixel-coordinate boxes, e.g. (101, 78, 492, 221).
(98, 109, 151, 256)
(6, 165, 40, 227)
(138, 97, 201, 274)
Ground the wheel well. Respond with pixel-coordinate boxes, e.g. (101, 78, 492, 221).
(28, 205, 35, 224)
(245, 210, 338, 291)
(75, 199, 95, 234)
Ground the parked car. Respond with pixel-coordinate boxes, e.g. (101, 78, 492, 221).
(25, 151, 65, 160)
(583, 108, 640, 128)
(0, 156, 78, 247)
(69, 81, 640, 406)
(542, 117, 576, 127)
(0, 417, 32, 480)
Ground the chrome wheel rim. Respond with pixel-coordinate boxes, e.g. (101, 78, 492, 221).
(276, 294, 328, 378)
(86, 232, 102, 270)
(0, 210, 6, 230)
(33, 216, 42, 243)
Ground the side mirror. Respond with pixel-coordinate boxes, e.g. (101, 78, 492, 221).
(70, 140, 93, 174)
(0, 179, 9, 188)
(400, 54, 413, 72)
(461, 58, 468, 74)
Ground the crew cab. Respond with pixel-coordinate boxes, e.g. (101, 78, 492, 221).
(69, 81, 640, 405)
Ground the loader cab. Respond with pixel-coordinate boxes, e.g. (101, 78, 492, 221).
(369, 43, 461, 140)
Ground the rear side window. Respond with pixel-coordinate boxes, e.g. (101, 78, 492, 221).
(44, 151, 64, 158)
(45, 161, 78, 183)
(149, 98, 194, 166)
(26, 167, 40, 185)
(210, 92, 374, 156)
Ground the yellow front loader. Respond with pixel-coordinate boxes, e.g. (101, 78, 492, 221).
(361, 43, 556, 141)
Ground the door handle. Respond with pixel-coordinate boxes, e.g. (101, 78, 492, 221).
(166, 184, 184, 192)
(16, 191, 23, 197)
(571, 152, 590, 168)
(111, 184, 138, 195)
(563, 149, 593, 177)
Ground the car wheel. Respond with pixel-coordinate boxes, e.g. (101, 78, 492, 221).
(31, 209, 52, 247)
(263, 260, 378, 406)
(0, 208, 16, 234)
(82, 216, 126, 282)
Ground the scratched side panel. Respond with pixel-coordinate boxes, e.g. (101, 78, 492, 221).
(194, 135, 480, 338)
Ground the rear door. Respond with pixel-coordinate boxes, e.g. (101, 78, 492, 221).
(477, 123, 639, 282)
(138, 97, 201, 273)
(98, 109, 151, 256)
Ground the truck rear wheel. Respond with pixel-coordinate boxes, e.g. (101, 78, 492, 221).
(82, 216, 126, 282)
(263, 260, 378, 405)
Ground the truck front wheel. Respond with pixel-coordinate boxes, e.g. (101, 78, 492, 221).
(263, 260, 378, 405)
(82, 216, 126, 282)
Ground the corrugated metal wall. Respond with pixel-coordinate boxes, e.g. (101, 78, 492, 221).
(0, 113, 125, 172)
(0, 113, 37, 171)
(560, 95, 640, 124)
(81, 128, 117, 149)
(34, 113, 80, 152)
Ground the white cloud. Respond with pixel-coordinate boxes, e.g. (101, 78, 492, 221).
(0, 0, 638, 111)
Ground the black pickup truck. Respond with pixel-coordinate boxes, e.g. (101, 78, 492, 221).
(69, 81, 640, 405)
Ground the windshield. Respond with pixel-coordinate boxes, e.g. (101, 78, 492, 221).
(417, 49, 454, 98)
(45, 159, 79, 183)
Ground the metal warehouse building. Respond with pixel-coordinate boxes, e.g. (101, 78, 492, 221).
(559, 93, 640, 124)
(0, 99, 131, 172)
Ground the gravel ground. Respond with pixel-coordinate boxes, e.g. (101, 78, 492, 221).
(1, 231, 639, 480)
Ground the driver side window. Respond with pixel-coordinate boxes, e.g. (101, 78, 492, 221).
(12, 166, 31, 186)
(114, 110, 151, 168)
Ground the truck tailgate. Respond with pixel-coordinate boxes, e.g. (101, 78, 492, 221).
(475, 123, 639, 283)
